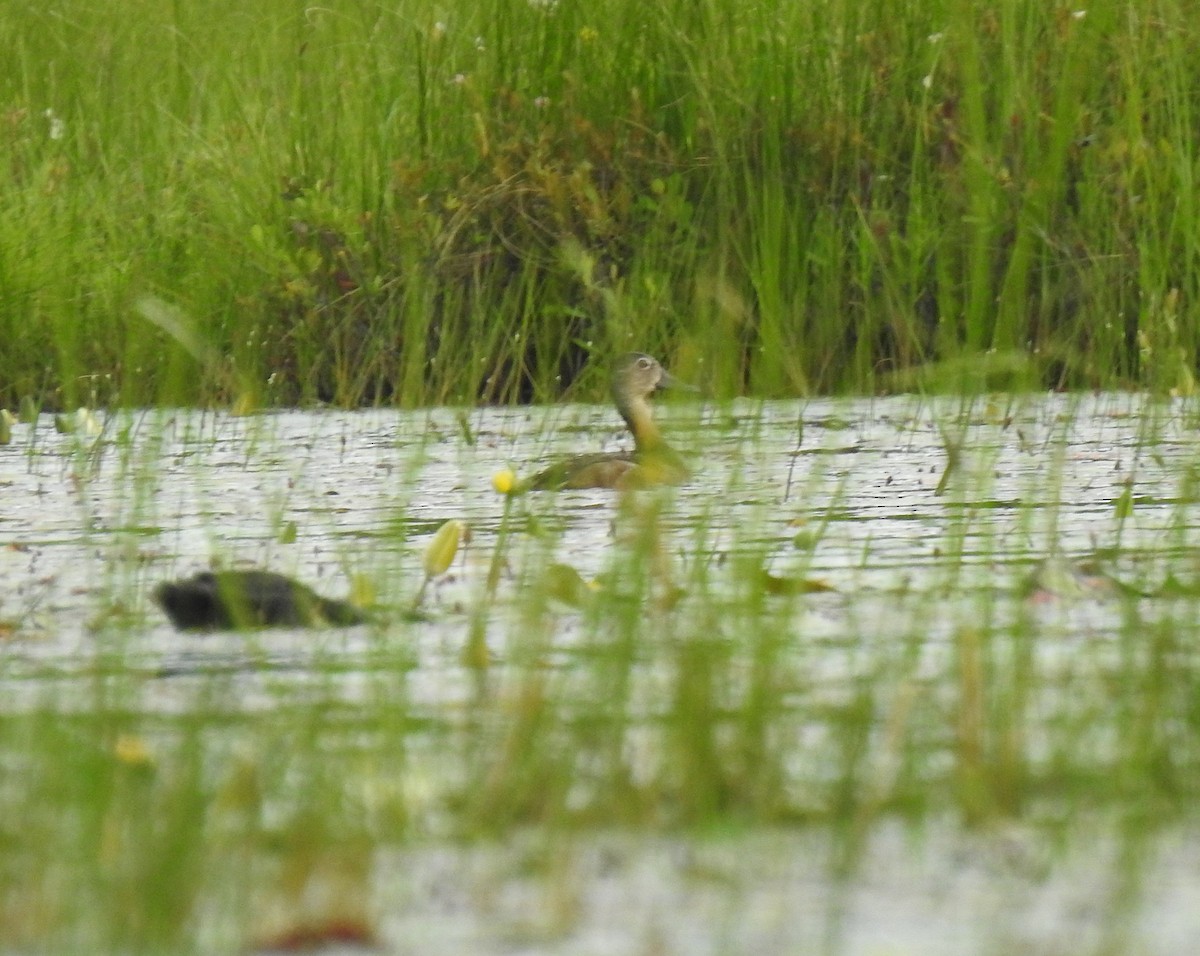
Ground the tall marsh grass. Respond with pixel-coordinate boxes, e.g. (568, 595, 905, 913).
(3, 0, 1200, 409)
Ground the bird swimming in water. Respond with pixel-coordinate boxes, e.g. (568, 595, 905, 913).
(527, 352, 691, 491)
(154, 569, 368, 631)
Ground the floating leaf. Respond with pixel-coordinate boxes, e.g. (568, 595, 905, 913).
(760, 570, 837, 595)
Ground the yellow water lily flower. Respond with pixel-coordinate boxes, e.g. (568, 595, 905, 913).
(492, 468, 519, 495)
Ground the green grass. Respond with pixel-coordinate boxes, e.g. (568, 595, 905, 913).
(3, 0, 1200, 409)
(5, 2, 1200, 950)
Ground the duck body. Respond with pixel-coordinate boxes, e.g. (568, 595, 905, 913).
(530, 451, 639, 491)
(529, 353, 691, 491)
(154, 569, 367, 631)
(529, 446, 690, 490)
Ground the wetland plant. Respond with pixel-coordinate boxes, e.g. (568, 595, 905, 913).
(2, 0, 1199, 405)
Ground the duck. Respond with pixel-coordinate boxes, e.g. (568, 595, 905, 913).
(528, 352, 691, 491)
(154, 569, 368, 631)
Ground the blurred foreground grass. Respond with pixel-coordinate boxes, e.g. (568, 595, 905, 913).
(3, 395, 1200, 951)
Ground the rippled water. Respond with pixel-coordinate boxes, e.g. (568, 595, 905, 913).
(2, 394, 1193, 686)
(3, 392, 1200, 954)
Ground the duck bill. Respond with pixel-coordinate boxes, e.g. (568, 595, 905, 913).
(655, 370, 700, 393)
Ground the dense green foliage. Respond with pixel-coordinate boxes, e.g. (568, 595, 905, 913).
(2, 0, 1200, 407)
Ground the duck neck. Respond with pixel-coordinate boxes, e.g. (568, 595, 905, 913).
(621, 396, 666, 453)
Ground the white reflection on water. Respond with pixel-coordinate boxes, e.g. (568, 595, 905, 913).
(376, 819, 1200, 956)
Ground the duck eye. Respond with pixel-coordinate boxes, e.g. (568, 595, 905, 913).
(637, 357, 652, 369)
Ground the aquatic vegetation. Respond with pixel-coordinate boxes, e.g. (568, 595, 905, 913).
(491, 467, 518, 495)
(413, 517, 468, 610)
(4, 396, 1198, 951)
(52, 407, 103, 437)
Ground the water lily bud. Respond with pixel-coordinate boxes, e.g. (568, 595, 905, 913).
(422, 519, 465, 578)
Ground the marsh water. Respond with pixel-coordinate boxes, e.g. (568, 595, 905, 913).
(4, 393, 1200, 954)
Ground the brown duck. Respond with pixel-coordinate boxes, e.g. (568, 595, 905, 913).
(528, 353, 691, 491)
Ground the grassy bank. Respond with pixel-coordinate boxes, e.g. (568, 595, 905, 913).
(2, 0, 1200, 409)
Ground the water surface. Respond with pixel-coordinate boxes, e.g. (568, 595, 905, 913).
(2, 393, 1199, 954)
